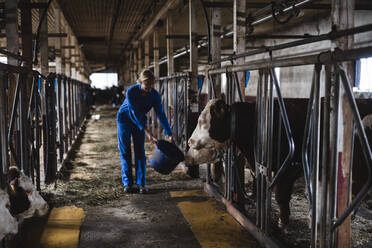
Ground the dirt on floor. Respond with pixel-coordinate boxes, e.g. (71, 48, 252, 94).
(18, 104, 372, 248)
(42, 105, 200, 209)
(33, 105, 213, 248)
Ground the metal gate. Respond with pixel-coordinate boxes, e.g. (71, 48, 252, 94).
(156, 73, 190, 150)
(205, 46, 372, 248)
(0, 63, 92, 192)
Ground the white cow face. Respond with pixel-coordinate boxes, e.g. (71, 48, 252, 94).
(16, 172, 49, 218)
(185, 99, 230, 165)
(0, 189, 18, 240)
(8, 167, 49, 219)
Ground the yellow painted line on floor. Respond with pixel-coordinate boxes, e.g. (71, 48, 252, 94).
(170, 190, 256, 248)
(40, 206, 85, 248)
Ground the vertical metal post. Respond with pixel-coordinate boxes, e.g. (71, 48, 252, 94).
(35, 75, 41, 191)
(328, 64, 340, 248)
(310, 64, 321, 248)
(68, 79, 72, 146)
(57, 76, 64, 163)
(19, 73, 27, 173)
(63, 77, 68, 153)
(45, 75, 57, 183)
(265, 68, 274, 234)
(260, 69, 269, 230)
(0, 72, 8, 183)
(255, 69, 263, 227)
(174, 79, 179, 144)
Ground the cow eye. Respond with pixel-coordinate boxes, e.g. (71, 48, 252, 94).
(5, 203, 10, 209)
(25, 190, 32, 195)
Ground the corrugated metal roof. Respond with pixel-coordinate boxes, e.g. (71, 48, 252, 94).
(56, 0, 158, 67)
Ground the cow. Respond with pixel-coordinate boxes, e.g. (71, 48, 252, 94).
(185, 98, 372, 229)
(7, 166, 49, 219)
(0, 189, 18, 240)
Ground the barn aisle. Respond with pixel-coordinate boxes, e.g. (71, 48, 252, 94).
(17, 105, 257, 248)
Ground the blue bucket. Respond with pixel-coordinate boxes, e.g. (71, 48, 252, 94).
(150, 140, 185, 175)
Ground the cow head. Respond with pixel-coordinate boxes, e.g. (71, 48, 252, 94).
(185, 99, 231, 164)
(0, 189, 18, 240)
(8, 167, 49, 218)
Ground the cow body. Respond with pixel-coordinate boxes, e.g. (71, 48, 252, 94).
(0, 189, 18, 240)
(186, 98, 372, 228)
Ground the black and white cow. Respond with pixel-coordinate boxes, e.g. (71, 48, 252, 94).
(0, 189, 18, 240)
(7, 166, 49, 219)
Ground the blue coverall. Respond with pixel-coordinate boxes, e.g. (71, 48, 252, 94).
(117, 84, 172, 187)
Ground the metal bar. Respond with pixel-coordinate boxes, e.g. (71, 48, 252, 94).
(63, 77, 68, 154)
(57, 75, 64, 163)
(260, 69, 269, 230)
(251, 0, 314, 26)
(19, 73, 27, 173)
(68, 79, 72, 146)
(246, 34, 318, 40)
(35, 75, 41, 191)
(301, 67, 317, 205)
(269, 69, 295, 189)
(0, 49, 26, 62)
(265, 69, 274, 234)
(211, 24, 372, 65)
(8, 74, 21, 167)
(255, 69, 264, 227)
(0, 72, 8, 177)
(332, 66, 372, 230)
(310, 63, 321, 248)
(174, 79, 178, 144)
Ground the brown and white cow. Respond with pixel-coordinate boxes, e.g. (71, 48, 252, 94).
(186, 98, 372, 229)
(0, 189, 18, 240)
(186, 98, 305, 228)
(8, 166, 49, 219)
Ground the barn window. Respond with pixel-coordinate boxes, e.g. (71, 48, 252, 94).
(90, 73, 118, 89)
(0, 56, 7, 64)
(355, 57, 372, 91)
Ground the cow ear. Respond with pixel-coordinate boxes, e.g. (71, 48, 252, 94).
(211, 100, 227, 119)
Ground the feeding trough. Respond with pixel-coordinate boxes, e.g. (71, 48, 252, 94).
(149, 140, 185, 175)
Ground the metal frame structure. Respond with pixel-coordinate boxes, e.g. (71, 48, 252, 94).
(0, 63, 92, 191)
(154, 73, 190, 151)
(205, 44, 372, 247)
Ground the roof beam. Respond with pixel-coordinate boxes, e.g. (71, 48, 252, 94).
(139, 0, 180, 40)
(107, 0, 121, 63)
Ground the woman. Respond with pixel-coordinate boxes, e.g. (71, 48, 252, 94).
(117, 69, 173, 194)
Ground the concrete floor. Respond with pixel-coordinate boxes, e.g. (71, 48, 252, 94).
(11, 105, 257, 248)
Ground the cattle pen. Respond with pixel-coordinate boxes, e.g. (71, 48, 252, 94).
(1, 1, 372, 248)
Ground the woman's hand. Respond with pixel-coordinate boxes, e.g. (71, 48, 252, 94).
(144, 128, 157, 144)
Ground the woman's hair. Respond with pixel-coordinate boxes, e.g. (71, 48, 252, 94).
(139, 69, 155, 82)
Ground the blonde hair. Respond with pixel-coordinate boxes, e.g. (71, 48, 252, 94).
(138, 69, 155, 82)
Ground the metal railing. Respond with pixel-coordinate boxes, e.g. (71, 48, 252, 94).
(153, 73, 190, 151)
(204, 45, 372, 248)
(0, 63, 92, 191)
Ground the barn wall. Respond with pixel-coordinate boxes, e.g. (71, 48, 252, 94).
(245, 10, 372, 98)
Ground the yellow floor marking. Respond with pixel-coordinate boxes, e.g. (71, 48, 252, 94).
(40, 206, 85, 248)
(170, 189, 205, 198)
(170, 190, 257, 248)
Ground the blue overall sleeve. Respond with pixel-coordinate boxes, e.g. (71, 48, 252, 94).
(153, 93, 172, 136)
(126, 86, 147, 130)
